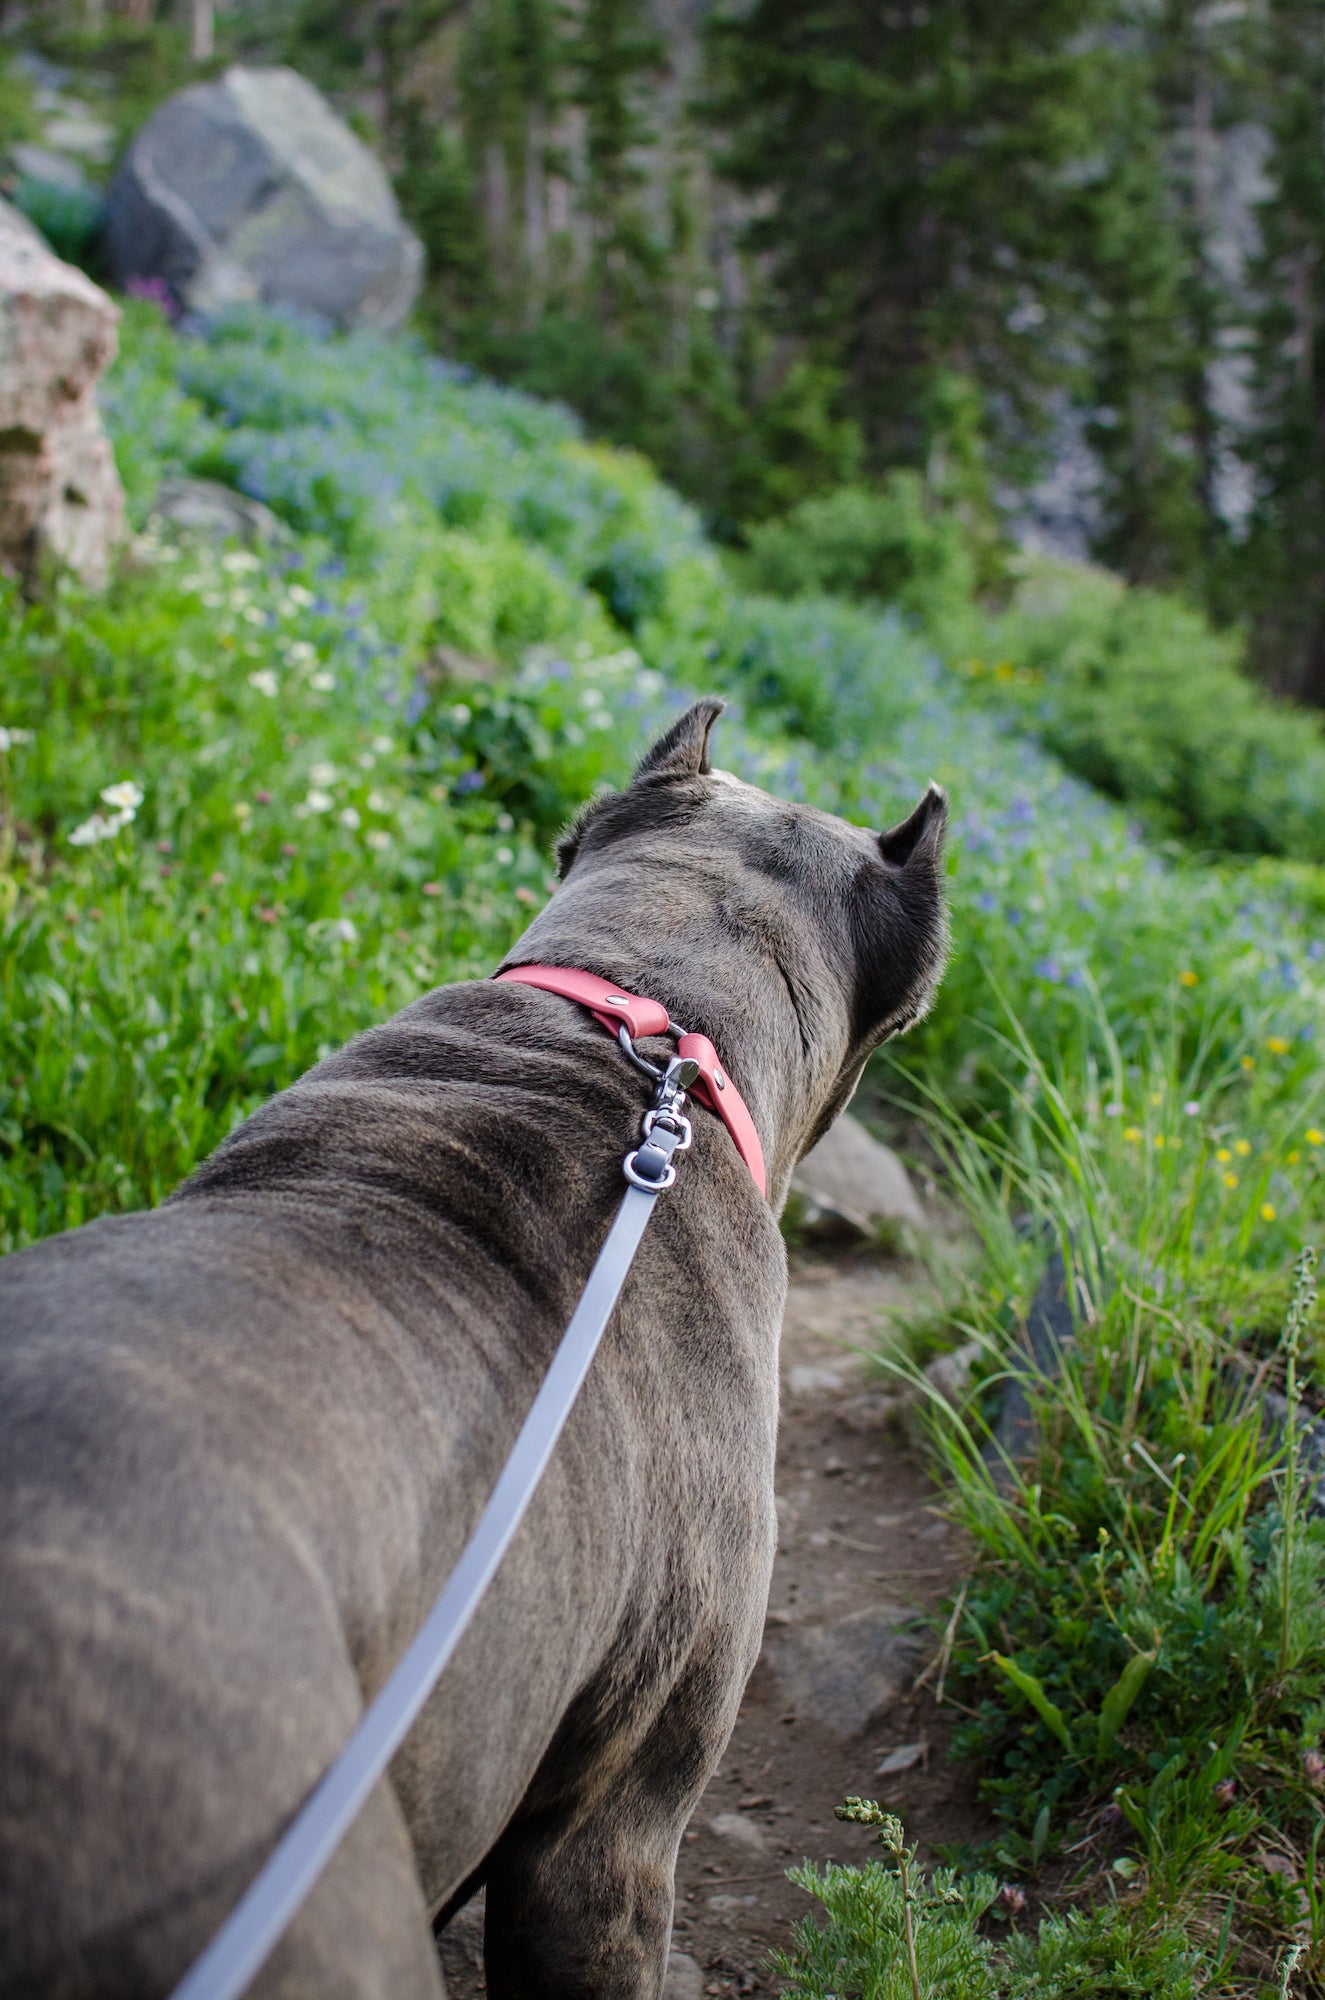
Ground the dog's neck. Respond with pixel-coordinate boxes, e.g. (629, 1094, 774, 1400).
(504, 881, 853, 1210)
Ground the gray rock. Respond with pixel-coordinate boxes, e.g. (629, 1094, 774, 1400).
(104, 66, 422, 331)
(9, 144, 89, 195)
(663, 1951, 705, 2000)
(923, 1338, 982, 1407)
(150, 474, 285, 546)
(791, 1111, 924, 1238)
(708, 1810, 768, 1857)
(762, 1605, 926, 1737)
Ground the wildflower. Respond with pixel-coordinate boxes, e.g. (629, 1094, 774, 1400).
(1179, 970, 1198, 987)
(449, 704, 472, 726)
(287, 583, 314, 608)
(1288, 1150, 1301, 1165)
(998, 1884, 1027, 1915)
(1241, 1055, 1255, 1071)
(339, 807, 361, 831)
(1123, 1126, 1142, 1143)
(1150, 1091, 1163, 1106)
(1267, 1037, 1291, 1055)
(242, 605, 267, 627)
(1032, 956, 1063, 982)
(422, 882, 442, 898)
(1183, 1100, 1200, 1116)
(233, 801, 252, 821)
(1234, 1139, 1251, 1156)
(1104, 1101, 1123, 1117)
(1212, 1778, 1237, 1809)
(372, 735, 394, 754)
(1154, 1134, 1166, 1149)
(255, 790, 272, 806)
(1308, 1130, 1324, 1147)
(310, 672, 335, 692)
(365, 829, 390, 852)
(1261, 1204, 1277, 1222)
(256, 907, 278, 925)
(366, 791, 389, 813)
(325, 917, 356, 944)
(69, 813, 122, 847)
(1224, 1173, 1239, 1189)
(515, 885, 538, 906)
(299, 790, 334, 816)
(222, 551, 260, 575)
(310, 761, 337, 786)
(1304, 1749, 1325, 1790)
(1217, 1147, 1232, 1163)
(248, 669, 279, 698)
(495, 846, 514, 866)
(210, 870, 226, 887)
(285, 641, 316, 665)
(280, 843, 298, 859)
(0, 725, 33, 752)
(101, 781, 144, 816)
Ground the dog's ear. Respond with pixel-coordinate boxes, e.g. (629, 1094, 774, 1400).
(556, 697, 725, 878)
(878, 783, 947, 868)
(633, 698, 724, 783)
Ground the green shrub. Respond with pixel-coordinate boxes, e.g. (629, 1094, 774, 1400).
(14, 178, 104, 269)
(948, 562, 1325, 862)
(744, 475, 977, 624)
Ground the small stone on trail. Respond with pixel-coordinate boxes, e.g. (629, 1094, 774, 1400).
(785, 1363, 844, 1395)
(663, 1949, 705, 2000)
(709, 1811, 769, 1856)
(738, 1794, 774, 1809)
(876, 1741, 926, 1775)
(763, 1605, 926, 1738)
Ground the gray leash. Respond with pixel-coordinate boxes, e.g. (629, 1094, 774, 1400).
(169, 1049, 700, 2000)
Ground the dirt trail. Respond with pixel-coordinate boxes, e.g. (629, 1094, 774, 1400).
(438, 1246, 987, 1997)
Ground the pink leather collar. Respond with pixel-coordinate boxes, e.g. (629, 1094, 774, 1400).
(494, 964, 767, 1198)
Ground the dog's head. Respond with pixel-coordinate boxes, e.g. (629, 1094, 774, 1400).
(513, 699, 947, 1192)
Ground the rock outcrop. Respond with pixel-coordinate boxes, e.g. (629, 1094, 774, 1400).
(0, 199, 124, 589)
(103, 66, 423, 331)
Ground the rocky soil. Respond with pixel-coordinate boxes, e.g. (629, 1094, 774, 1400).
(437, 1241, 989, 1997)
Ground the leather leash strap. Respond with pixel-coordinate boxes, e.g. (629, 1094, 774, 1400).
(169, 979, 739, 2000)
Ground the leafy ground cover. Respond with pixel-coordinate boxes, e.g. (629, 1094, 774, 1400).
(5, 303, 1325, 1991)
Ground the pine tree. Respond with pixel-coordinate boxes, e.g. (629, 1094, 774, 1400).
(1242, 0, 1325, 700)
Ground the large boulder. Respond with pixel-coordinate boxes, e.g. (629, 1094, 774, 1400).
(103, 66, 423, 331)
(0, 199, 124, 588)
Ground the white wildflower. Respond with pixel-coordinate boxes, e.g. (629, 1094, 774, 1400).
(310, 671, 335, 692)
(357, 750, 376, 770)
(300, 789, 334, 816)
(242, 604, 267, 627)
(285, 641, 316, 666)
(100, 780, 144, 816)
(287, 583, 315, 608)
(248, 669, 279, 697)
(366, 828, 391, 852)
(372, 735, 394, 754)
(327, 917, 356, 944)
(222, 551, 260, 574)
(233, 800, 252, 821)
(69, 812, 121, 846)
(495, 846, 514, 866)
(366, 790, 390, 813)
(449, 703, 472, 726)
(310, 761, 337, 786)
(339, 806, 361, 830)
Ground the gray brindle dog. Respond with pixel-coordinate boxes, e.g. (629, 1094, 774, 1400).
(0, 701, 947, 2000)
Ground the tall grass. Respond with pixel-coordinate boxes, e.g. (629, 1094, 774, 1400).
(874, 992, 1325, 1991)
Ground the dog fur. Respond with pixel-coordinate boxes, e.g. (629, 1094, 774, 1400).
(0, 700, 947, 1999)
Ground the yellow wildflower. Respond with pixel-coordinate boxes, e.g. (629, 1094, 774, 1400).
(1179, 970, 1198, 987)
(1123, 1126, 1143, 1144)
(1223, 1173, 1239, 1189)
(1261, 1203, 1277, 1223)
(1150, 1091, 1163, 1106)
(1308, 1129, 1324, 1147)
(1266, 1037, 1290, 1055)
(1288, 1150, 1301, 1166)
(1216, 1148, 1232, 1163)
(1240, 1056, 1255, 1071)
(1154, 1134, 1166, 1149)
(1234, 1139, 1251, 1156)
